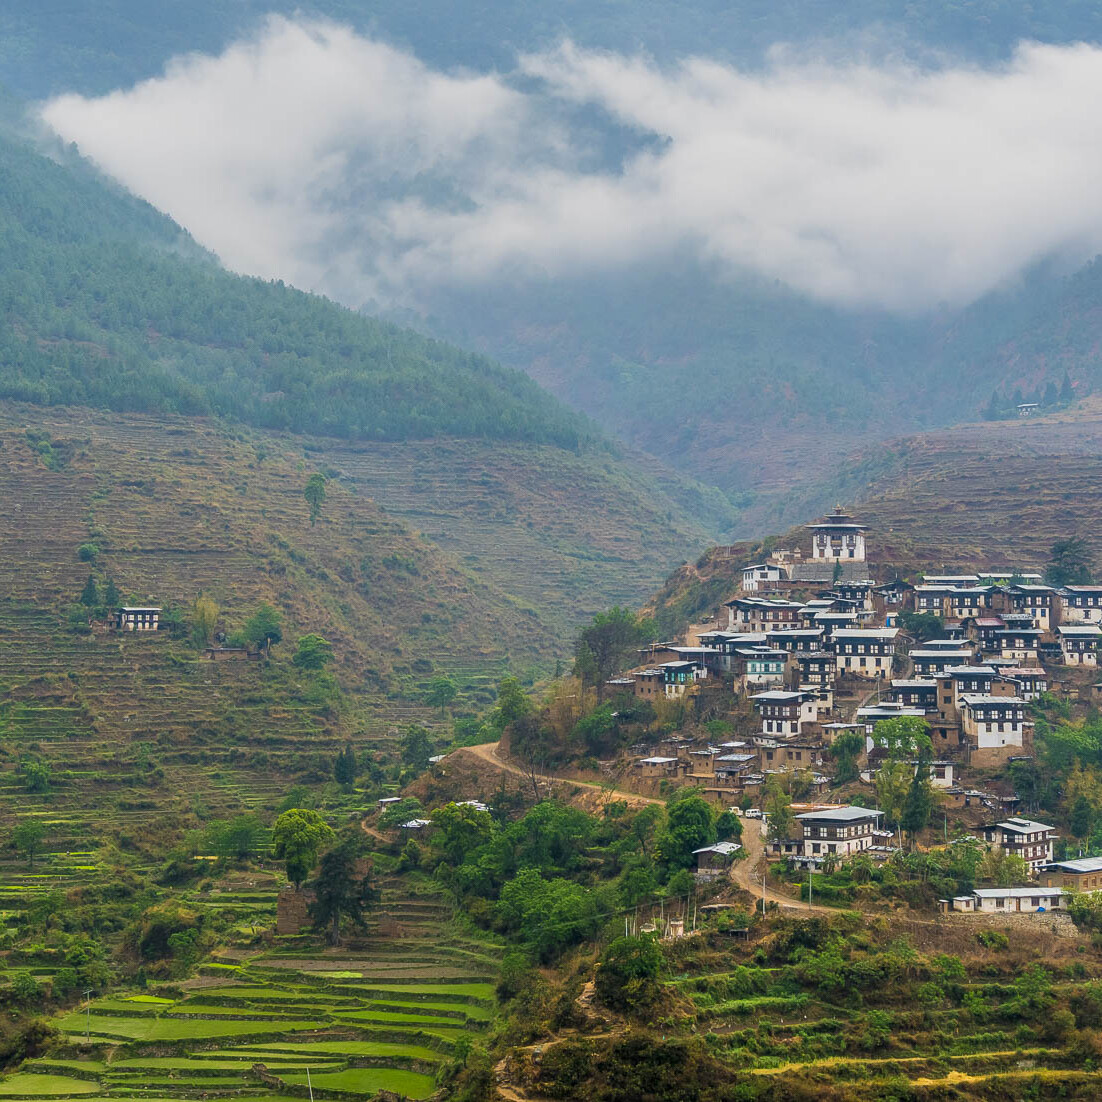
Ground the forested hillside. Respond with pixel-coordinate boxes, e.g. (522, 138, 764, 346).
(0, 125, 597, 450)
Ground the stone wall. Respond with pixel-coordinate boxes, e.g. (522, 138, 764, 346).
(276, 885, 315, 935)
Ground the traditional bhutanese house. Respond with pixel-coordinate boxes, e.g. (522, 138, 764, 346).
(922, 574, 979, 586)
(697, 631, 767, 673)
(820, 722, 866, 747)
(914, 585, 954, 618)
(766, 628, 825, 654)
(1039, 856, 1102, 891)
(658, 735, 695, 760)
(934, 665, 1002, 716)
(808, 509, 868, 562)
(1003, 666, 1048, 701)
(994, 627, 1042, 662)
(964, 615, 1005, 652)
(688, 747, 723, 775)
(1001, 584, 1058, 630)
(911, 648, 977, 676)
(116, 606, 161, 631)
(797, 805, 883, 858)
(634, 755, 680, 778)
(795, 650, 836, 689)
(631, 668, 665, 700)
(1060, 585, 1102, 624)
(712, 753, 757, 789)
(741, 563, 787, 592)
(889, 679, 939, 711)
(760, 741, 822, 769)
(813, 609, 859, 638)
(960, 695, 1029, 755)
(980, 817, 1057, 871)
(855, 702, 927, 736)
(978, 571, 1043, 585)
(606, 677, 637, 696)
(693, 841, 741, 878)
(873, 579, 914, 612)
(949, 586, 993, 621)
(1057, 624, 1102, 665)
(929, 760, 956, 788)
(752, 689, 817, 738)
(942, 887, 1065, 913)
(660, 661, 703, 698)
(732, 646, 787, 688)
(832, 628, 898, 677)
(725, 597, 805, 633)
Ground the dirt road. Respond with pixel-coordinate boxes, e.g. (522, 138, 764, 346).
(731, 815, 833, 913)
(460, 742, 831, 912)
(460, 741, 664, 807)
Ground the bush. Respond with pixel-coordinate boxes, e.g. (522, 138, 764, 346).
(77, 543, 99, 563)
(595, 935, 665, 1014)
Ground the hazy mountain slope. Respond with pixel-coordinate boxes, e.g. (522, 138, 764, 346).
(4, 0, 1102, 97)
(0, 127, 598, 450)
(647, 398, 1102, 636)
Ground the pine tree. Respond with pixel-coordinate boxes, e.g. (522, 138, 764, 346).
(1043, 380, 1058, 407)
(1062, 371, 1075, 402)
(102, 577, 120, 609)
(984, 389, 1001, 421)
(333, 743, 357, 786)
(79, 574, 99, 607)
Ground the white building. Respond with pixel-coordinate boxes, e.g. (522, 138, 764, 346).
(797, 805, 883, 858)
(959, 695, 1028, 750)
(832, 628, 897, 677)
(943, 887, 1065, 913)
(752, 690, 818, 738)
(980, 818, 1056, 871)
(741, 563, 786, 592)
(808, 510, 867, 563)
(1057, 624, 1102, 666)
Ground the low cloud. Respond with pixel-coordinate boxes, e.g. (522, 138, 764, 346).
(40, 18, 1102, 312)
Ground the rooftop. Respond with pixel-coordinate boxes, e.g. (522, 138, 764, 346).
(989, 817, 1055, 835)
(973, 887, 1064, 899)
(797, 805, 883, 823)
(1045, 856, 1102, 874)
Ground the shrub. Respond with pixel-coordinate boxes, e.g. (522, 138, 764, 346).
(595, 935, 665, 1014)
(77, 543, 99, 563)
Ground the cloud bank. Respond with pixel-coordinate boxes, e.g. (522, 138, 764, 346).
(40, 18, 1102, 312)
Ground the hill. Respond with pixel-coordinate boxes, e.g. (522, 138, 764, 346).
(648, 399, 1102, 632)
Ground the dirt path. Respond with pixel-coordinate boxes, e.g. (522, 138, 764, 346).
(731, 817, 834, 914)
(460, 742, 665, 808)
(461, 742, 833, 913)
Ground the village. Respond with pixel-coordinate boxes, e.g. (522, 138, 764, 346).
(608, 509, 1102, 918)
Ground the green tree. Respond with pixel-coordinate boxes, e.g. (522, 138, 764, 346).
(1071, 795, 1094, 840)
(831, 728, 864, 785)
(872, 716, 932, 761)
(426, 675, 458, 712)
(875, 760, 911, 830)
(573, 607, 654, 693)
(432, 801, 495, 865)
(655, 791, 716, 871)
(898, 611, 944, 642)
(12, 821, 46, 868)
(205, 814, 264, 861)
(79, 573, 99, 607)
(272, 808, 335, 887)
(190, 595, 219, 649)
(715, 809, 743, 842)
(492, 677, 532, 730)
(595, 935, 665, 1014)
(309, 835, 379, 946)
(401, 725, 434, 772)
(304, 473, 327, 526)
(901, 747, 935, 848)
(102, 577, 120, 609)
(333, 743, 357, 786)
(981, 850, 1029, 887)
(765, 777, 795, 843)
(292, 633, 333, 670)
(1047, 536, 1094, 587)
(21, 760, 51, 794)
(77, 543, 99, 563)
(243, 602, 282, 651)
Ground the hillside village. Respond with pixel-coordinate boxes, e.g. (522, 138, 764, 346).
(598, 509, 1102, 915)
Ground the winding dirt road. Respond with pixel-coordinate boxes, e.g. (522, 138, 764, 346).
(459, 742, 830, 912)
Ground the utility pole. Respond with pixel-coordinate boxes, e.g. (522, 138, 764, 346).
(808, 865, 813, 911)
(307, 1068, 314, 1102)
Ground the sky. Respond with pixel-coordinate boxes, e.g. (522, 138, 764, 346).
(40, 16, 1102, 314)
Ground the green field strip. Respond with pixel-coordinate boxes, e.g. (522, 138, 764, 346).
(280, 1067, 435, 1099)
(232, 1042, 444, 1061)
(58, 1014, 326, 1041)
(0, 1073, 101, 1096)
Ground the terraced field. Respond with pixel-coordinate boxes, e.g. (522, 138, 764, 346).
(660, 913, 1102, 1099)
(4, 877, 499, 1102)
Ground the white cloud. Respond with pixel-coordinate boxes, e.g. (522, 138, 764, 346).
(39, 19, 1102, 312)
